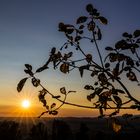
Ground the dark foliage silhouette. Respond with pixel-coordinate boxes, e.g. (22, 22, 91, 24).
(29, 122, 48, 140)
(0, 121, 21, 140)
(75, 123, 89, 140)
(17, 3, 140, 119)
(51, 120, 73, 140)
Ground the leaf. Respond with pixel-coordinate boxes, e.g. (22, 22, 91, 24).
(122, 32, 129, 37)
(79, 65, 90, 77)
(50, 47, 56, 55)
(86, 4, 94, 14)
(86, 54, 92, 63)
(76, 16, 88, 24)
(60, 87, 66, 94)
(60, 63, 69, 73)
(79, 25, 85, 29)
(133, 30, 140, 38)
(53, 95, 61, 99)
(31, 78, 40, 87)
(113, 95, 122, 107)
(25, 64, 32, 70)
(17, 78, 28, 92)
(105, 46, 114, 51)
(115, 40, 128, 50)
(58, 22, 66, 32)
(51, 110, 58, 115)
(36, 65, 49, 73)
(115, 89, 125, 94)
(84, 85, 94, 90)
(87, 95, 92, 101)
(51, 103, 56, 109)
(98, 16, 108, 25)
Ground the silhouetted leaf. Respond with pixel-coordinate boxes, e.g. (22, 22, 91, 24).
(105, 46, 114, 51)
(79, 65, 90, 77)
(122, 32, 129, 37)
(79, 25, 85, 29)
(127, 71, 137, 81)
(32, 78, 40, 87)
(36, 65, 49, 73)
(53, 95, 61, 99)
(60, 87, 66, 94)
(84, 85, 94, 90)
(60, 63, 69, 73)
(76, 16, 88, 24)
(113, 95, 122, 107)
(17, 77, 28, 92)
(58, 22, 66, 32)
(51, 47, 56, 55)
(25, 64, 32, 70)
(133, 30, 140, 38)
(115, 40, 128, 50)
(115, 89, 125, 94)
(51, 103, 56, 109)
(51, 110, 58, 115)
(87, 95, 92, 101)
(105, 63, 110, 68)
(86, 4, 94, 14)
(98, 16, 108, 25)
(86, 54, 92, 63)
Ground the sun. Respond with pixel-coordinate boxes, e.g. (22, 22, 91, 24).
(22, 99, 30, 109)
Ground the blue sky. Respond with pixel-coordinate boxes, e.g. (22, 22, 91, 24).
(0, 0, 140, 117)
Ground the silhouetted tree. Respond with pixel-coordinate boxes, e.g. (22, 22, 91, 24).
(17, 3, 140, 119)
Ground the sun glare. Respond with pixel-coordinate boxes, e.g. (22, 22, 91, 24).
(22, 100, 30, 108)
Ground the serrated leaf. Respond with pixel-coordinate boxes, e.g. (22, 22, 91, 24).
(17, 78, 28, 92)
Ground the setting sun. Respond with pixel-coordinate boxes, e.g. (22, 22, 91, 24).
(22, 100, 30, 109)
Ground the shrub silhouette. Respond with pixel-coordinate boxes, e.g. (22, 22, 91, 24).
(17, 3, 140, 118)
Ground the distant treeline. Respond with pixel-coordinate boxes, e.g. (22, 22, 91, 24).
(0, 119, 140, 140)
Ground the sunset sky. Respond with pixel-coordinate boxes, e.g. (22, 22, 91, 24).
(0, 0, 140, 117)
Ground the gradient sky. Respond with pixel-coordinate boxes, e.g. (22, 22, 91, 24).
(0, 0, 140, 117)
